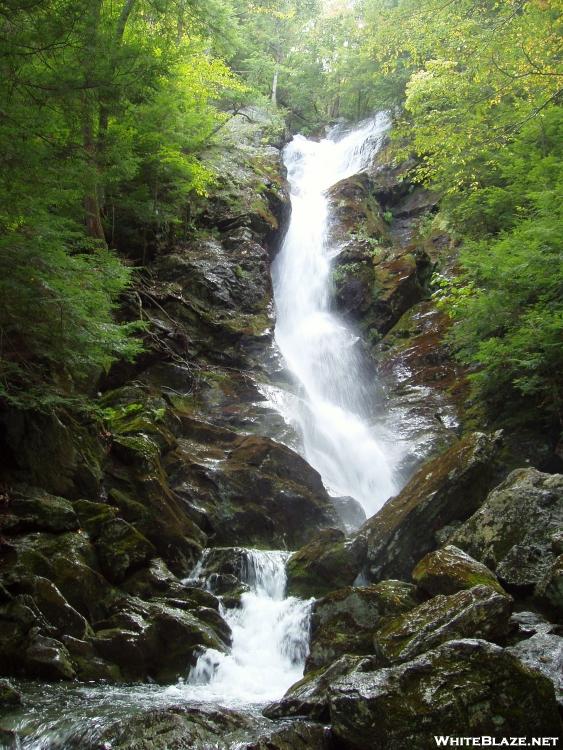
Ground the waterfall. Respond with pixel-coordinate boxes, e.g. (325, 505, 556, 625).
(184, 549, 312, 706)
(271, 113, 398, 516)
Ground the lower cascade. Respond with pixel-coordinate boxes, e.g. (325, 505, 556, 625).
(185, 548, 312, 705)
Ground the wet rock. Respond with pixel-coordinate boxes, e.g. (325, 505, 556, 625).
(174, 435, 339, 550)
(373, 585, 512, 665)
(93, 596, 230, 683)
(24, 632, 76, 680)
(353, 431, 503, 582)
(95, 704, 258, 750)
(412, 544, 505, 596)
(450, 469, 563, 595)
(536, 554, 563, 616)
(0, 679, 21, 705)
(507, 633, 563, 707)
(23, 576, 91, 639)
(242, 720, 331, 750)
(72, 499, 118, 538)
(95, 519, 156, 583)
(329, 639, 562, 748)
(264, 654, 371, 721)
(286, 529, 365, 598)
(306, 581, 419, 671)
(0, 486, 78, 534)
(377, 301, 466, 474)
(329, 496, 366, 532)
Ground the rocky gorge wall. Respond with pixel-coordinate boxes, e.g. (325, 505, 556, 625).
(0, 113, 562, 748)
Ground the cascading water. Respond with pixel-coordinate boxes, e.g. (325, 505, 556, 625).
(272, 113, 398, 516)
(185, 549, 312, 706)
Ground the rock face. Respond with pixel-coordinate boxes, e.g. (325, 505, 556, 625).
(329, 640, 562, 749)
(450, 469, 563, 600)
(412, 544, 505, 596)
(354, 431, 503, 582)
(306, 581, 419, 671)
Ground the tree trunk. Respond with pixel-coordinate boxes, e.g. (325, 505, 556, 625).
(271, 65, 279, 106)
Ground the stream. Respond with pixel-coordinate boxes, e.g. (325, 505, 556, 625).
(1, 116, 398, 748)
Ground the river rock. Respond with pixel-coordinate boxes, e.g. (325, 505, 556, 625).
(329, 639, 562, 748)
(507, 633, 563, 707)
(92, 595, 230, 683)
(306, 580, 419, 671)
(353, 431, 503, 582)
(264, 654, 372, 721)
(0, 679, 21, 705)
(286, 529, 364, 598)
(411, 544, 505, 596)
(373, 585, 512, 665)
(449, 468, 563, 595)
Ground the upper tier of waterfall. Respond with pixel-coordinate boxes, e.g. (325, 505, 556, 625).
(272, 113, 399, 516)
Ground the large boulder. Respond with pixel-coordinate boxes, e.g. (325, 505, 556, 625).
(286, 529, 364, 598)
(412, 544, 505, 596)
(450, 469, 563, 599)
(373, 585, 512, 665)
(329, 639, 562, 749)
(92, 595, 230, 683)
(170, 435, 339, 551)
(352, 431, 503, 582)
(306, 580, 419, 671)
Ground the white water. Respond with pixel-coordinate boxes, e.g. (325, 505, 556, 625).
(184, 549, 312, 706)
(272, 113, 398, 516)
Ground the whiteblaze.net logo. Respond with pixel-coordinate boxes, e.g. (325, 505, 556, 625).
(434, 738, 560, 747)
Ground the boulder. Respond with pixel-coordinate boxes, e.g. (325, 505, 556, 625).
(264, 654, 372, 722)
(306, 581, 419, 671)
(507, 633, 563, 707)
(449, 469, 563, 595)
(329, 639, 562, 748)
(286, 529, 364, 599)
(373, 585, 512, 665)
(93, 596, 230, 683)
(411, 544, 505, 596)
(353, 431, 503, 582)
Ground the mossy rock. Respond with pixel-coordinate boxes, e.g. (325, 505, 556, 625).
(286, 529, 364, 599)
(412, 544, 505, 596)
(306, 580, 420, 672)
(0, 486, 78, 535)
(353, 431, 503, 582)
(95, 519, 156, 584)
(373, 584, 512, 665)
(0, 679, 21, 706)
(329, 639, 562, 748)
(450, 468, 563, 593)
(73, 499, 118, 538)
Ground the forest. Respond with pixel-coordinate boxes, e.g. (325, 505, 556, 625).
(1, 0, 561, 428)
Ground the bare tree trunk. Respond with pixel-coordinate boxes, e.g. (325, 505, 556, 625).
(271, 65, 279, 106)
